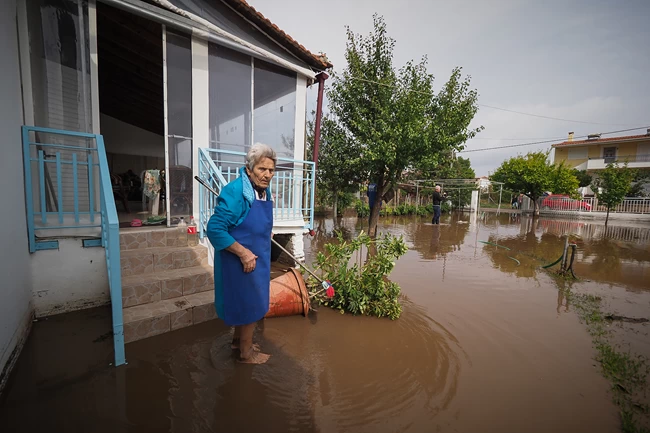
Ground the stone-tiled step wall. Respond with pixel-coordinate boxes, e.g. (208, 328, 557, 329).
(120, 227, 190, 251)
(120, 246, 209, 277)
(122, 265, 214, 308)
(123, 291, 216, 343)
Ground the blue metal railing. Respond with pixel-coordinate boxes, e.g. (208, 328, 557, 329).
(22, 126, 125, 367)
(197, 148, 316, 238)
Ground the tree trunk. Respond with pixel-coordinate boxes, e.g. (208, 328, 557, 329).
(605, 208, 610, 226)
(368, 183, 385, 237)
(333, 192, 338, 220)
(532, 196, 540, 216)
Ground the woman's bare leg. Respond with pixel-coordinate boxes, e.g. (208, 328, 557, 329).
(238, 322, 270, 364)
(231, 326, 241, 349)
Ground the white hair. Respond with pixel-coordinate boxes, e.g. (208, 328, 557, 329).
(246, 143, 277, 171)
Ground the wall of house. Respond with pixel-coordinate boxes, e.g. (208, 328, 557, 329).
(30, 239, 110, 317)
(0, 0, 34, 392)
(615, 143, 640, 160)
(553, 146, 590, 168)
(588, 146, 601, 159)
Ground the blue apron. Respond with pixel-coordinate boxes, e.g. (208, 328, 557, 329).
(214, 198, 273, 326)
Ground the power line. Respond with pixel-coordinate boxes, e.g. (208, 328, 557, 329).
(477, 104, 637, 126)
(457, 126, 650, 153)
(336, 74, 638, 126)
(471, 136, 566, 141)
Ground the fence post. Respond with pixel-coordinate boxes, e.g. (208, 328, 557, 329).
(560, 236, 569, 273)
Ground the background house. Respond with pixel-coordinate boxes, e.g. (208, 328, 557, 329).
(552, 130, 650, 172)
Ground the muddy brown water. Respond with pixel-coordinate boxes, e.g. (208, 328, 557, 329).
(2, 213, 649, 432)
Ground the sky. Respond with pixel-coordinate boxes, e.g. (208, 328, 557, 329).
(250, 0, 650, 176)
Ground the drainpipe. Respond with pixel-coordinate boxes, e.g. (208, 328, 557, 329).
(312, 72, 328, 171)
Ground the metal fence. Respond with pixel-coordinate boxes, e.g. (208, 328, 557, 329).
(523, 196, 650, 215)
(22, 126, 125, 366)
(197, 148, 316, 238)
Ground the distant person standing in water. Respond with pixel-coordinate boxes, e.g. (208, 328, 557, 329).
(431, 185, 446, 224)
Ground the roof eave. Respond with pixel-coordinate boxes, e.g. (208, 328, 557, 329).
(552, 136, 650, 148)
(219, 0, 332, 71)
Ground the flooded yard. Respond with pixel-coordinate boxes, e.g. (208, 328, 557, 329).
(1, 213, 649, 432)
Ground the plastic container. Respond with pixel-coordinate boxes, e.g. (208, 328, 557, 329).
(187, 216, 198, 247)
(265, 268, 311, 318)
(177, 217, 187, 246)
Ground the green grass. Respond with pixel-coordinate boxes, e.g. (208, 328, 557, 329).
(558, 286, 650, 432)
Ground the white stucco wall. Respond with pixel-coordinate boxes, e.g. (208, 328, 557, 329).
(30, 239, 110, 317)
(0, 0, 34, 391)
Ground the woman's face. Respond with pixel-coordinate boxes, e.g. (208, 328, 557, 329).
(247, 157, 275, 189)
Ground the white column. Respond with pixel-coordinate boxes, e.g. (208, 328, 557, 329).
(292, 75, 308, 220)
(191, 35, 209, 222)
(294, 75, 307, 162)
(471, 190, 479, 213)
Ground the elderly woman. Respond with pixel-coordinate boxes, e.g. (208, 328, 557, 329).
(206, 144, 276, 364)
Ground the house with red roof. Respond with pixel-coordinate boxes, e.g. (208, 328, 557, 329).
(1, 0, 331, 379)
(552, 130, 650, 171)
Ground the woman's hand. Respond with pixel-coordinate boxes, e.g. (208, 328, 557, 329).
(239, 249, 258, 273)
(225, 242, 258, 273)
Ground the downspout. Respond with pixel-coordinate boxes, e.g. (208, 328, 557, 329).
(312, 72, 328, 171)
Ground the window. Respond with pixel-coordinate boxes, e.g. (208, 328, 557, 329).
(603, 147, 617, 163)
(209, 43, 251, 169)
(166, 29, 193, 220)
(253, 60, 297, 159)
(568, 147, 588, 160)
(27, 0, 92, 132)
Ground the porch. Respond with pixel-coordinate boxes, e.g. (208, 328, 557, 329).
(3, 0, 330, 399)
(21, 125, 315, 367)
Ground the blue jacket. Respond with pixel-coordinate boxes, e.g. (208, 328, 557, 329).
(206, 166, 272, 251)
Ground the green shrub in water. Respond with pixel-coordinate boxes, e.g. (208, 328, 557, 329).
(354, 199, 370, 217)
(309, 232, 408, 320)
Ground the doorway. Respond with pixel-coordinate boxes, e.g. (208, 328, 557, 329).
(97, 3, 166, 227)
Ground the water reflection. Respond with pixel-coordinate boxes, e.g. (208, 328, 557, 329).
(405, 215, 471, 260)
(308, 214, 650, 291)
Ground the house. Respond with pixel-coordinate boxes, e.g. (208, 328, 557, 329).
(552, 130, 650, 171)
(476, 176, 491, 191)
(1, 0, 331, 387)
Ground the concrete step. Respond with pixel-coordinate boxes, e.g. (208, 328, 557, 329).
(120, 245, 209, 277)
(123, 291, 216, 343)
(120, 227, 191, 251)
(121, 264, 214, 308)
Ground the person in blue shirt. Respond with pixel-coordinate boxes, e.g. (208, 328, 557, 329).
(206, 144, 276, 364)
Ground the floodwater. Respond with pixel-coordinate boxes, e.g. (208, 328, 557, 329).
(2, 213, 650, 433)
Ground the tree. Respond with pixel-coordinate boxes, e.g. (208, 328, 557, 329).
(490, 151, 579, 215)
(627, 168, 650, 197)
(573, 169, 593, 188)
(591, 162, 635, 225)
(306, 114, 363, 218)
(328, 15, 482, 236)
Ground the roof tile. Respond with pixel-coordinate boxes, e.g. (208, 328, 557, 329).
(552, 134, 650, 147)
(221, 0, 332, 70)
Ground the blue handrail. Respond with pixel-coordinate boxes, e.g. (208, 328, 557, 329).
(22, 126, 125, 367)
(197, 147, 316, 236)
